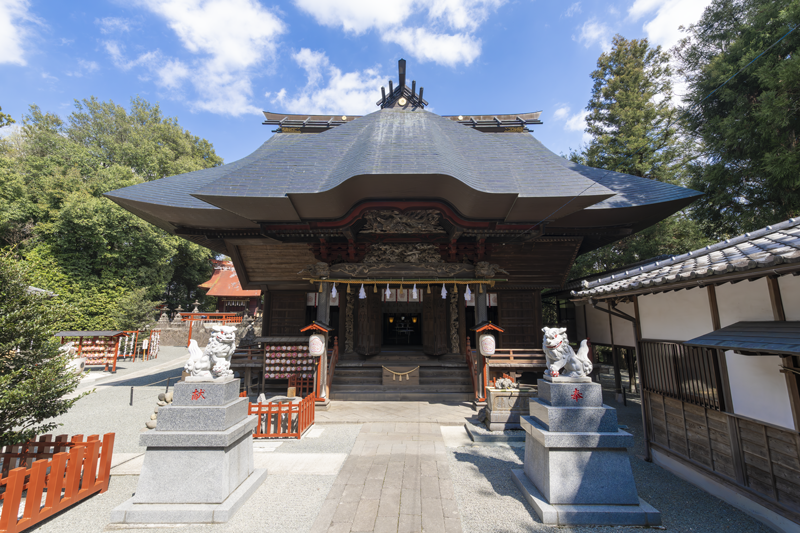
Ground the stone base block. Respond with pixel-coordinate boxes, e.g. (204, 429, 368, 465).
(538, 379, 603, 407)
(315, 398, 331, 411)
(464, 421, 525, 443)
(511, 469, 661, 526)
(110, 468, 268, 524)
(528, 399, 619, 433)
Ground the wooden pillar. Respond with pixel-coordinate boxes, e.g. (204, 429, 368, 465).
(533, 290, 543, 338)
(459, 287, 467, 357)
(316, 282, 330, 400)
(261, 290, 270, 337)
(609, 301, 623, 400)
(475, 290, 488, 324)
(767, 276, 800, 430)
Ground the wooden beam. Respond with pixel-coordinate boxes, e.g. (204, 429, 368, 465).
(707, 285, 721, 331)
(767, 276, 786, 322)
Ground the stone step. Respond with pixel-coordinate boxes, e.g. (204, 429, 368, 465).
(329, 390, 474, 401)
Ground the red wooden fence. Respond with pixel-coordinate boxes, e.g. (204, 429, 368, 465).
(0, 433, 115, 533)
(248, 395, 315, 439)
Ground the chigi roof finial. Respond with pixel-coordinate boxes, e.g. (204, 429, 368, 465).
(378, 59, 428, 109)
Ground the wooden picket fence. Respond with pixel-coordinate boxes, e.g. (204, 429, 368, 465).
(0, 433, 115, 533)
(248, 395, 315, 439)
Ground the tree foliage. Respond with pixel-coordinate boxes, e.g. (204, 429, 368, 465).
(0, 105, 14, 129)
(581, 35, 686, 183)
(677, 0, 800, 235)
(568, 35, 710, 279)
(0, 97, 222, 329)
(0, 251, 86, 446)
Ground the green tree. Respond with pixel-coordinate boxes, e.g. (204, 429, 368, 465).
(0, 251, 86, 446)
(0, 97, 220, 328)
(568, 35, 709, 278)
(0, 105, 14, 129)
(677, 0, 800, 235)
(581, 35, 685, 183)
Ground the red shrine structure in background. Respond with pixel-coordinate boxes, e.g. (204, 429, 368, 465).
(199, 260, 261, 315)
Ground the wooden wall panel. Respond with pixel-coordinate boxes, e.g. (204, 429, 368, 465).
(269, 291, 307, 336)
(498, 292, 540, 348)
(489, 239, 581, 287)
(239, 244, 317, 283)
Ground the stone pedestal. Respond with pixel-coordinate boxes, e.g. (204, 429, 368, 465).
(111, 377, 267, 524)
(512, 379, 660, 526)
(484, 387, 536, 431)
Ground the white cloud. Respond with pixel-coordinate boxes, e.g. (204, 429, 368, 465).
(382, 27, 481, 67)
(41, 71, 58, 80)
(104, 41, 190, 91)
(574, 18, 612, 52)
(628, 0, 713, 49)
(66, 59, 100, 77)
(552, 106, 570, 121)
(0, 0, 38, 65)
(563, 2, 581, 17)
(272, 49, 386, 115)
(107, 0, 286, 115)
(96, 16, 132, 34)
(293, 0, 503, 66)
(565, 110, 589, 132)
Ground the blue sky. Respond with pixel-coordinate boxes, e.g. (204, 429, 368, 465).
(0, 0, 711, 164)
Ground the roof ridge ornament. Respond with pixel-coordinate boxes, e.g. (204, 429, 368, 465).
(378, 59, 428, 109)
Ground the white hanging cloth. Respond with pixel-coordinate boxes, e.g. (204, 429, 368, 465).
(385, 284, 391, 299)
(465, 284, 472, 301)
(411, 284, 418, 300)
(441, 283, 447, 299)
(358, 284, 366, 299)
(331, 283, 337, 299)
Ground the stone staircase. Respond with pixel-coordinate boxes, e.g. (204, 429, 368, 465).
(329, 351, 474, 401)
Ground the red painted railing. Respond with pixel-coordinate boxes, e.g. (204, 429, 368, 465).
(0, 433, 115, 533)
(248, 395, 315, 439)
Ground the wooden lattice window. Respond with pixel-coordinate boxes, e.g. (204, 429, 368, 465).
(640, 340, 724, 411)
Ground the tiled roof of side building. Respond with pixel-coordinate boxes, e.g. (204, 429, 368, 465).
(568, 218, 800, 298)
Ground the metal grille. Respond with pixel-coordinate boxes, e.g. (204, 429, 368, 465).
(641, 340, 724, 411)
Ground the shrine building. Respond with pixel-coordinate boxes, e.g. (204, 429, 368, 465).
(106, 60, 701, 400)
(199, 259, 261, 315)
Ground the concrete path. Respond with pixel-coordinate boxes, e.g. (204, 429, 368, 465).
(311, 422, 462, 533)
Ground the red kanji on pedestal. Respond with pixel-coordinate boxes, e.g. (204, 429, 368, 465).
(191, 388, 206, 400)
(571, 388, 583, 401)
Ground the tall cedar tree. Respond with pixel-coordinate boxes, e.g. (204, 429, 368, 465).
(677, 0, 800, 236)
(0, 97, 222, 328)
(0, 251, 86, 446)
(569, 36, 709, 278)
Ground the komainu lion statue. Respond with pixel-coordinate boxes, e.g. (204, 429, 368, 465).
(184, 325, 237, 379)
(542, 326, 592, 379)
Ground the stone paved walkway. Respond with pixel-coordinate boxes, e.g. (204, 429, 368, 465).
(311, 422, 462, 533)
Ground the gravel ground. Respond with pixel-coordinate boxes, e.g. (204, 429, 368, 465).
(447, 383, 773, 533)
(47, 346, 189, 453)
(28, 470, 338, 533)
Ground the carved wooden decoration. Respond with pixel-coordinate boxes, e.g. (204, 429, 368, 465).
(449, 289, 459, 354)
(363, 243, 444, 264)
(345, 291, 354, 353)
(360, 210, 446, 234)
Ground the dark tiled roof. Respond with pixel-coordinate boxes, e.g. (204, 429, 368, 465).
(105, 134, 307, 209)
(106, 107, 699, 215)
(570, 218, 800, 298)
(192, 108, 613, 200)
(684, 321, 800, 356)
(499, 134, 702, 208)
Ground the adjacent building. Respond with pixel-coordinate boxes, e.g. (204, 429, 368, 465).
(559, 218, 800, 531)
(199, 259, 261, 315)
